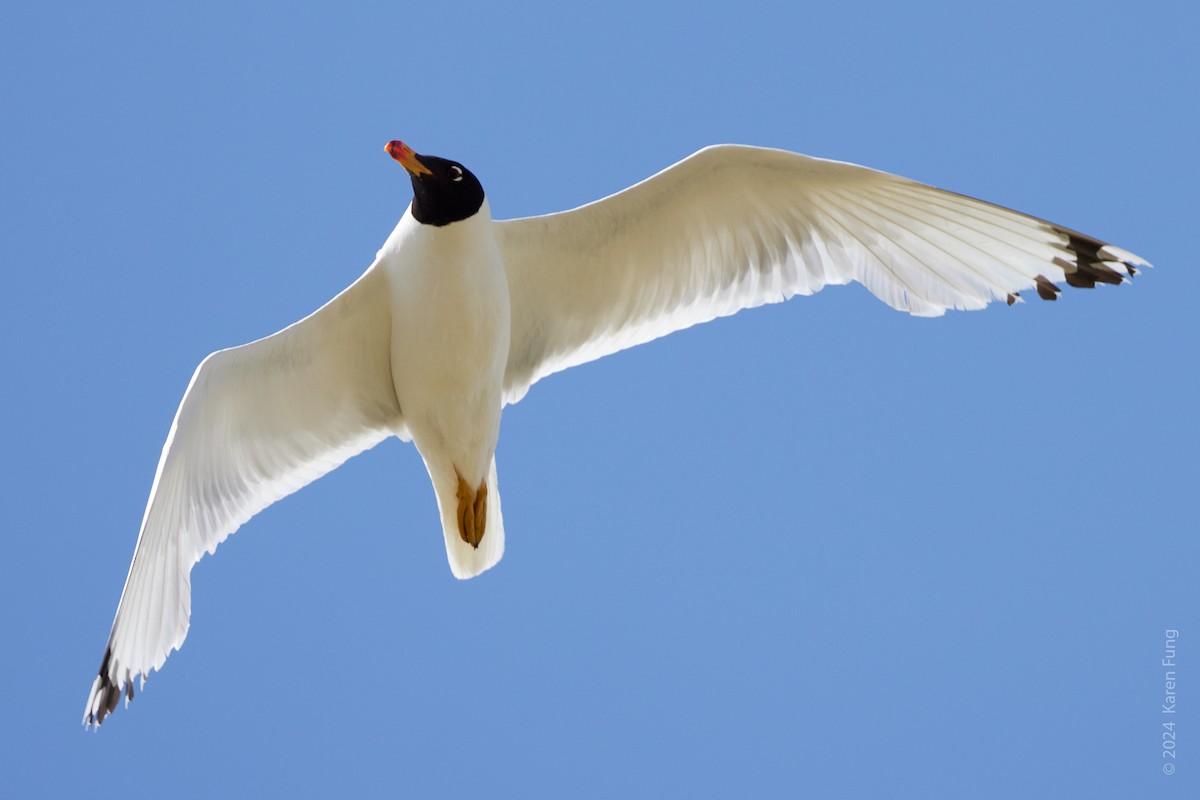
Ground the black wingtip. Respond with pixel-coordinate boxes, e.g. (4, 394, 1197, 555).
(85, 646, 124, 728)
(1035, 226, 1142, 299)
(1035, 275, 1061, 301)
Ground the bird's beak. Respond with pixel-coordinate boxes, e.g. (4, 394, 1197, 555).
(385, 140, 433, 177)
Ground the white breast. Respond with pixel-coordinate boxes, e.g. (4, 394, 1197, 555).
(383, 199, 510, 488)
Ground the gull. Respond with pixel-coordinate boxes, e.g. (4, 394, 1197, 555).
(83, 140, 1148, 726)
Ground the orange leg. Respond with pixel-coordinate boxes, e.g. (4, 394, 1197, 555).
(455, 470, 488, 548)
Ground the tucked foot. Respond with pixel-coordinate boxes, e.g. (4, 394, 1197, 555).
(455, 470, 488, 548)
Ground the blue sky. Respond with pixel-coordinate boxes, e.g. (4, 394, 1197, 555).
(2, 1, 1196, 797)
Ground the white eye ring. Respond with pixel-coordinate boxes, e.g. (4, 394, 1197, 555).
(449, 165, 463, 182)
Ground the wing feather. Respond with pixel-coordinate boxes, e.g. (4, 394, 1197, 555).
(497, 145, 1148, 402)
(84, 263, 401, 726)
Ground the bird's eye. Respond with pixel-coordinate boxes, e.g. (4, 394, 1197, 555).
(449, 165, 463, 182)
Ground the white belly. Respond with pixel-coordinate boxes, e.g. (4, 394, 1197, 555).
(383, 202, 510, 488)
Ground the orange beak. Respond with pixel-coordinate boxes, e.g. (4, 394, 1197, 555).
(384, 140, 433, 177)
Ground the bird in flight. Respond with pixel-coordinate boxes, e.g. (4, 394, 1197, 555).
(83, 140, 1147, 726)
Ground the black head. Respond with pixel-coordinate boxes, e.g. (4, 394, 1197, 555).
(384, 140, 485, 227)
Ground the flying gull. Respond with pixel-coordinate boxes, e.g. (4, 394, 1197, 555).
(83, 141, 1148, 726)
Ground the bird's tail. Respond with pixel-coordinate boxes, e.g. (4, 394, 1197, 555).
(434, 456, 505, 579)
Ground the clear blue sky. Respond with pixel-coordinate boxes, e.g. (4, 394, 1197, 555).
(2, 1, 1195, 797)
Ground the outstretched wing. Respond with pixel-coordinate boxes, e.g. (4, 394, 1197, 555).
(497, 144, 1147, 402)
(84, 263, 402, 726)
